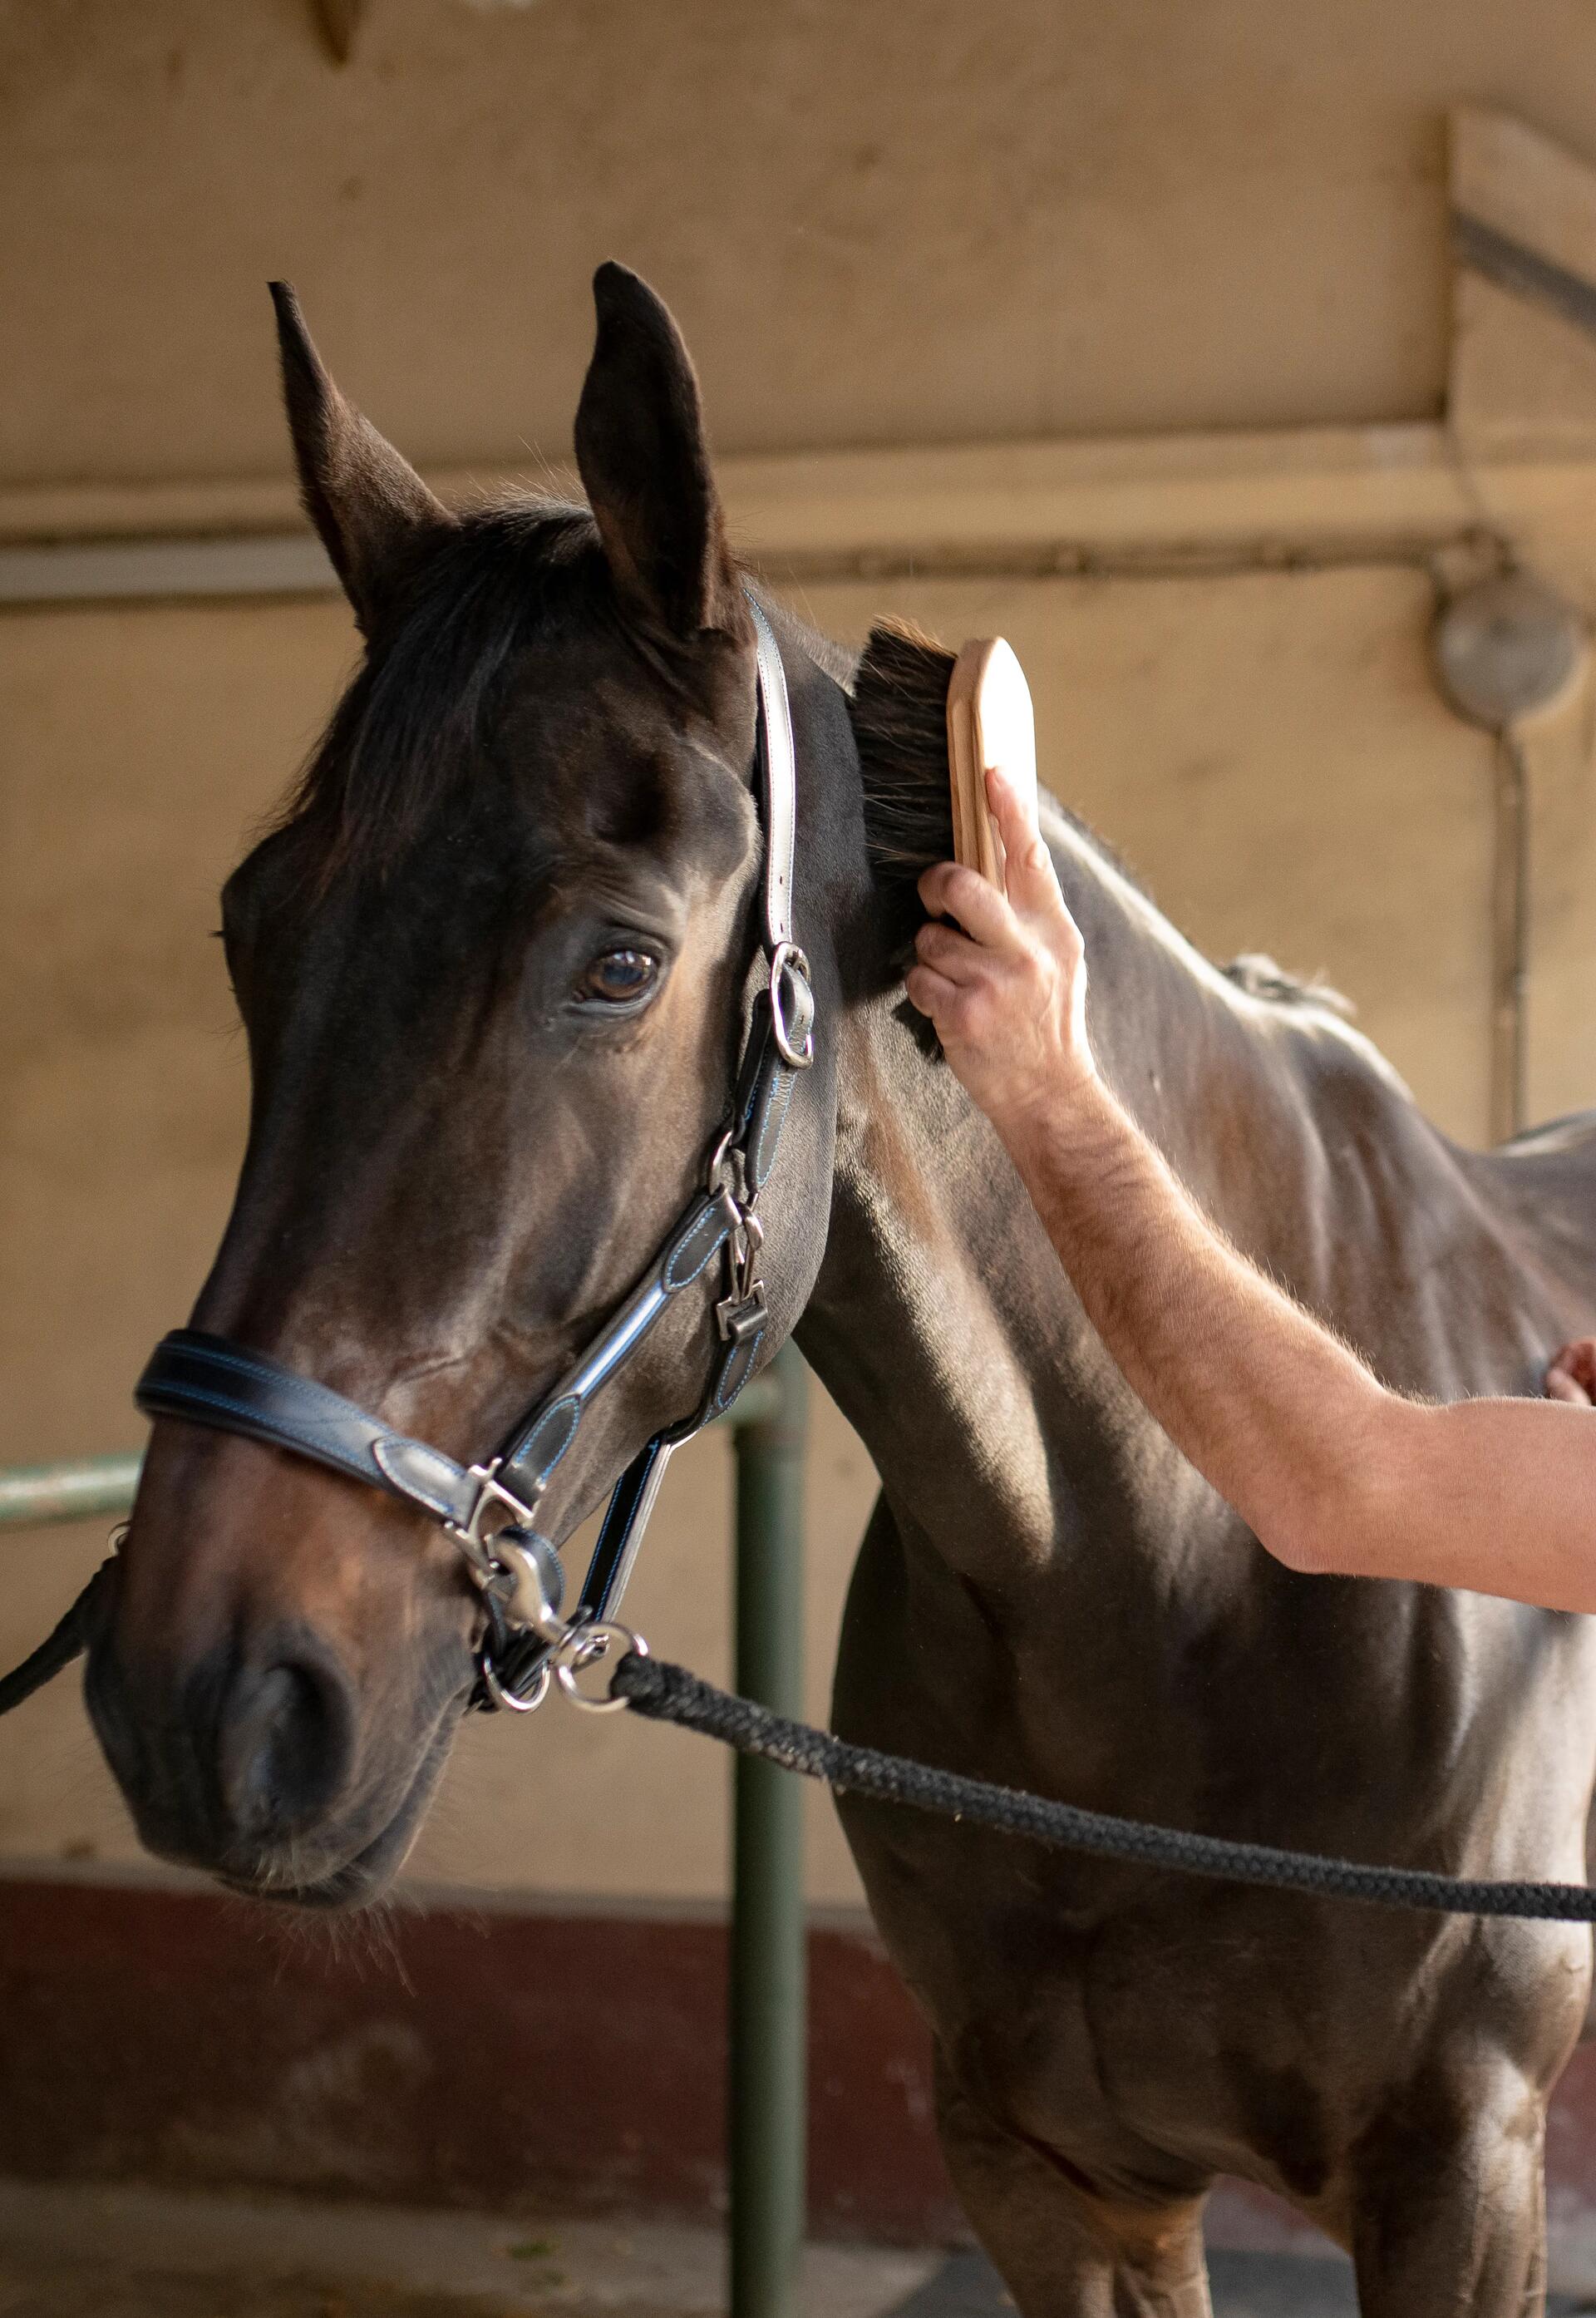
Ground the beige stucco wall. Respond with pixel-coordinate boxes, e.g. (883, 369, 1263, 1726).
(5, 1, 1596, 1908)
(4, 0, 1596, 488)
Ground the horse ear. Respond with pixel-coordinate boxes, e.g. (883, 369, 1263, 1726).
(268, 282, 452, 634)
(574, 263, 746, 645)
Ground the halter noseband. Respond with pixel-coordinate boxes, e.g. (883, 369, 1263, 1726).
(135, 593, 815, 1713)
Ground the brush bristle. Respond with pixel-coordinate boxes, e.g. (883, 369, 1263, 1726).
(850, 619, 958, 882)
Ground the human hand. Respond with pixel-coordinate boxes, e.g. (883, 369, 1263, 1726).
(906, 766, 1098, 1152)
(1545, 1337, 1596, 1406)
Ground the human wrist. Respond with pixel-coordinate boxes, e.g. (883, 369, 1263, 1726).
(998, 1063, 1126, 1187)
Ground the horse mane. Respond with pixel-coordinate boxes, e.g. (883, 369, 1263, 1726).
(1221, 953, 1354, 1016)
(272, 495, 602, 882)
(1499, 1104, 1596, 1153)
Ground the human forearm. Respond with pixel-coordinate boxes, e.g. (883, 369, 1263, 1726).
(905, 779, 1392, 1565)
(1004, 1078, 1596, 1605)
(1003, 1073, 1389, 1566)
(907, 769, 1596, 1610)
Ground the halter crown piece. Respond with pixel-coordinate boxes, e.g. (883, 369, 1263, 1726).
(135, 592, 815, 1712)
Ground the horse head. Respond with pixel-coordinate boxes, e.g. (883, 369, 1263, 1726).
(87, 265, 845, 1905)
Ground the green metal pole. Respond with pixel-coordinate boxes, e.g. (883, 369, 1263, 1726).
(0, 1454, 142, 1530)
(730, 1342, 809, 2318)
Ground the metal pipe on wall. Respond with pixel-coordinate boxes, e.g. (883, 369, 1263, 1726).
(1489, 732, 1530, 1145)
(0, 1455, 143, 1530)
(1431, 571, 1590, 1144)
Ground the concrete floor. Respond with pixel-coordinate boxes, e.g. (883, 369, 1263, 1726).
(0, 2182, 1584, 2317)
(0, 2187, 933, 2318)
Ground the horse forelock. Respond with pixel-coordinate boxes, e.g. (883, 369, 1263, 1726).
(270, 495, 604, 885)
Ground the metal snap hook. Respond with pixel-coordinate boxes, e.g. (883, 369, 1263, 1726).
(554, 1622, 648, 1713)
(493, 1530, 568, 1641)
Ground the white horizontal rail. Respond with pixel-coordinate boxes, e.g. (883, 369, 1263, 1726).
(0, 534, 334, 605)
(3, 422, 1584, 607)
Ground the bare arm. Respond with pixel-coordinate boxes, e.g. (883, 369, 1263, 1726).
(906, 770, 1596, 1610)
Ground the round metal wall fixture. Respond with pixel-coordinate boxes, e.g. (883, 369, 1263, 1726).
(1431, 573, 1589, 732)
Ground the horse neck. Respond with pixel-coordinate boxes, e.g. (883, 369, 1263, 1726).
(796, 810, 1371, 1579)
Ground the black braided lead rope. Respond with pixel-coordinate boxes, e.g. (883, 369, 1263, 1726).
(0, 1560, 114, 1719)
(611, 1651, 1596, 1922)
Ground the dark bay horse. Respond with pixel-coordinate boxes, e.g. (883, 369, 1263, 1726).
(88, 264, 1596, 2314)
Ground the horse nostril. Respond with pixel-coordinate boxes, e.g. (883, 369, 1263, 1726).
(218, 1649, 355, 1842)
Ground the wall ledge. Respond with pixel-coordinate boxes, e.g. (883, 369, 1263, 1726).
(5, 424, 1595, 603)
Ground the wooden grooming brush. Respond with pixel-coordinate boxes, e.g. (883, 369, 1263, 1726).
(944, 638, 1039, 887)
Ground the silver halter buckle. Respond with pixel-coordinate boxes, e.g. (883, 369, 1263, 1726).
(768, 941, 815, 1070)
(717, 1210, 767, 1344)
(451, 1461, 539, 1571)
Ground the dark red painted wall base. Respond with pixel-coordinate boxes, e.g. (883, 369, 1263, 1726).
(0, 1877, 960, 2241)
(5, 1875, 1596, 2253)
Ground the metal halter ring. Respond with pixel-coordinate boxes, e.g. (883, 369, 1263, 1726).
(479, 1657, 552, 1714)
(554, 1621, 649, 1713)
(767, 943, 815, 1071)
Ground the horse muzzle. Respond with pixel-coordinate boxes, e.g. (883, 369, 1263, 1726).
(81, 1496, 474, 1904)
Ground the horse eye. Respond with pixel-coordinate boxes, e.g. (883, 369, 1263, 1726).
(577, 948, 658, 1005)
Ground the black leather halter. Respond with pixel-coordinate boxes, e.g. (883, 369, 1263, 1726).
(135, 593, 815, 1712)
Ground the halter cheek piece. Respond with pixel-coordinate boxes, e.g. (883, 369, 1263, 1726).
(135, 594, 815, 1714)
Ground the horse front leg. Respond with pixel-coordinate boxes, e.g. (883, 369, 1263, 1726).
(1347, 2062, 1549, 2317)
(933, 2050, 1214, 2318)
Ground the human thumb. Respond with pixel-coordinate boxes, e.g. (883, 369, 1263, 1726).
(988, 765, 1059, 920)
